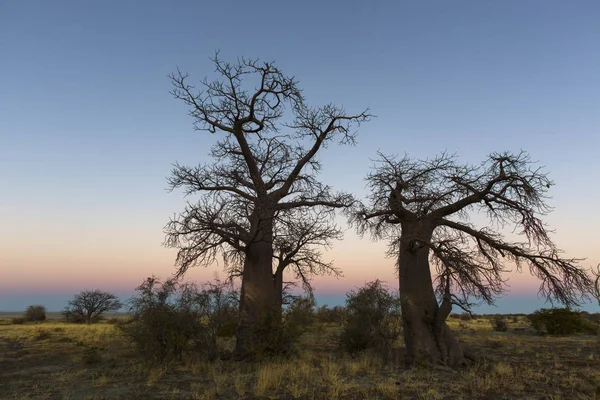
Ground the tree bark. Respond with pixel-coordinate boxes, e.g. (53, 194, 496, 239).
(398, 223, 467, 368)
(234, 210, 278, 359)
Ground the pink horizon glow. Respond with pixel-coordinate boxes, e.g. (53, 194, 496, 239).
(2, 221, 598, 300)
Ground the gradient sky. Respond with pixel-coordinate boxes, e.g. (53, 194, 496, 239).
(1, 0, 599, 313)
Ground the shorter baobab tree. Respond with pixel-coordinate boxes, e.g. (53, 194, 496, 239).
(63, 290, 123, 324)
(352, 150, 599, 368)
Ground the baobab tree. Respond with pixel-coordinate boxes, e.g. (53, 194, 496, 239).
(165, 54, 369, 358)
(352, 150, 599, 368)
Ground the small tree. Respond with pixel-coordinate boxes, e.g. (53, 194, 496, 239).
(24, 305, 46, 322)
(63, 290, 122, 324)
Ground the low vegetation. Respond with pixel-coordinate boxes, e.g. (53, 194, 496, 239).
(339, 280, 402, 364)
(530, 307, 600, 335)
(2, 278, 599, 400)
(116, 277, 238, 362)
(0, 307, 598, 399)
(24, 305, 46, 322)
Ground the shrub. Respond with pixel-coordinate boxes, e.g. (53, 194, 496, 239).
(490, 317, 508, 332)
(339, 280, 402, 363)
(460, 312, 472, 321)
(315, 305, 347, 325)
(285, 295, 316, 331)
(581, 312, 600, 324)
(200, 278, 239, 340)
(246, 303, 299, 358)
(30, 327, 51, 340)
(530, 308, 599, 335)
(81, 346, 103, 365)
(117, 276, 238, 362)
(11, 317, 26, 325)
(24, 305, 46, 322)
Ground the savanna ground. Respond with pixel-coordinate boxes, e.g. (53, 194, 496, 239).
(1, 312, 599, 400)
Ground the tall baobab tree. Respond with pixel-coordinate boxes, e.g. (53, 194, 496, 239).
(351, 150, 598, 368)
(165, 54, 369, 358)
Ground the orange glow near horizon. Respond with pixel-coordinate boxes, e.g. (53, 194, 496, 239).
(2, 215, 598, 299)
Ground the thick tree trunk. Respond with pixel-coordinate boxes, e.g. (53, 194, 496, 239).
(398, 224, 467, 368)
(234, 211, 278, 359)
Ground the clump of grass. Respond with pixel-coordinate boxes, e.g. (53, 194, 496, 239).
(254, 363, 286, 396)
(81, 346, 103, 365)
(146, 364, 168, 386)
(11, 317, 26, 325)
(492, 361, 514, 378)
(375, 377, 400, 398)
(233, 372, 250, 397)
(30, 327, 52, 340)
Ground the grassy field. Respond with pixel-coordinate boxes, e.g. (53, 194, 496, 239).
(0, 312, 127, 321)
(0, 315, 599, 399)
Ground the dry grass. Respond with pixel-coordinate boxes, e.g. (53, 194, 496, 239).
(0, 316, 598, 399)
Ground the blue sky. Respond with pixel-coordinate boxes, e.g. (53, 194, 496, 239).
(1, 0, 599, 313)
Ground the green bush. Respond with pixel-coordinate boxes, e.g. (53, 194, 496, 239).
(24, 305, 46, 322)
(530, 308, 599, 335)
(339, 280, 402, 363)
(490, 317, 508, 332)
(117, 276, 238, 362)
(82, 346, 103, 365)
